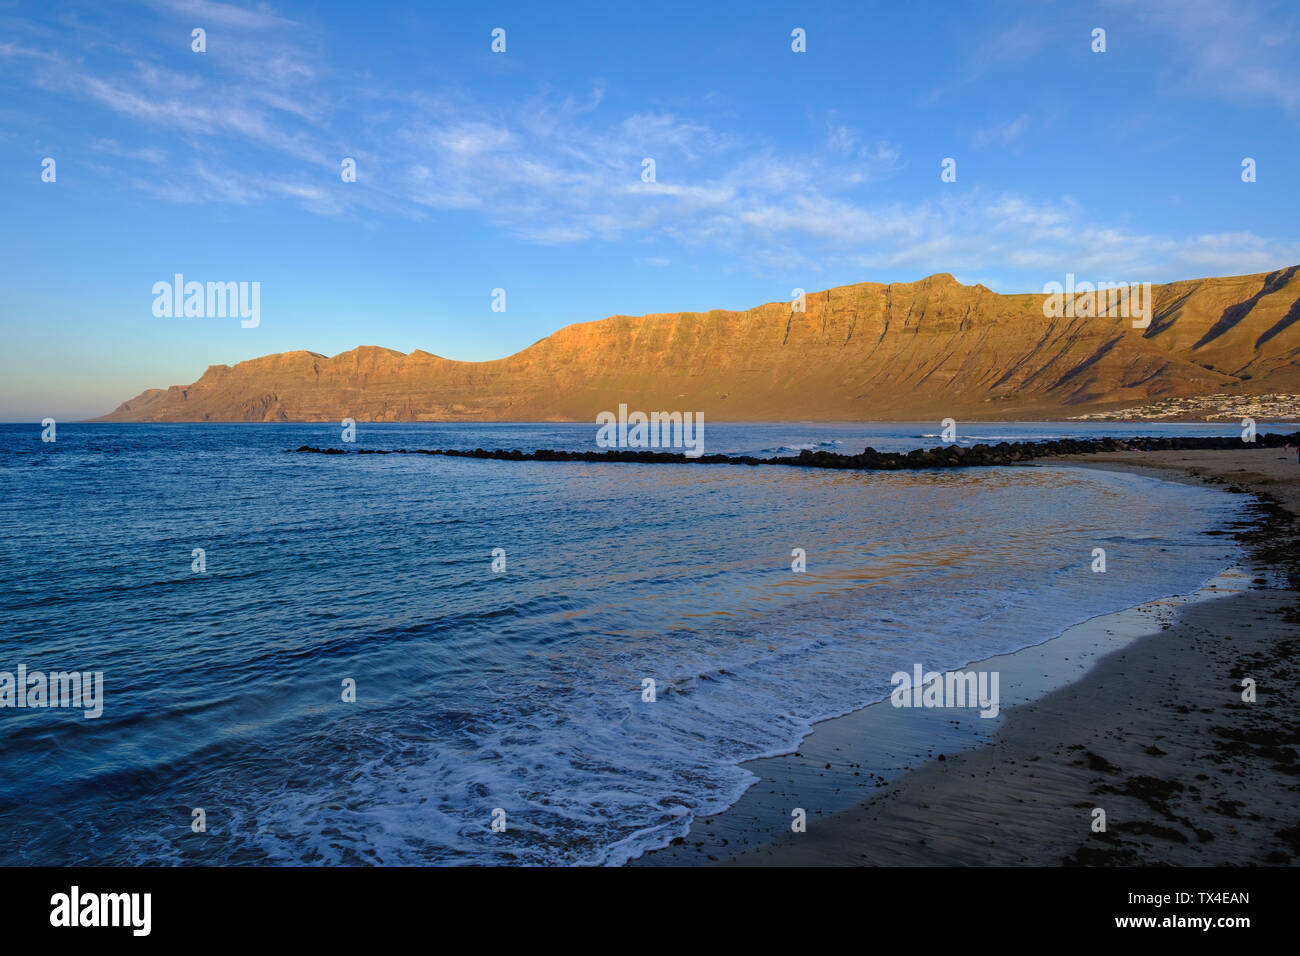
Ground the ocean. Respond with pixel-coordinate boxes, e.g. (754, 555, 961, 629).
(0, 421, 1276, 865)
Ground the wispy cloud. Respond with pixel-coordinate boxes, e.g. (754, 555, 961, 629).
(970, 114, 1030, 148)
(966, 21, 1049, 81)
(1108, 0, 1300, 110)
(145, 0, 295, 32)
(1, 0, 1294, 287)
(89, 137, 167, 163)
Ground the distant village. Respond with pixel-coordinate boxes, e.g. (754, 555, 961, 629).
(1071, 393, 1300, 422)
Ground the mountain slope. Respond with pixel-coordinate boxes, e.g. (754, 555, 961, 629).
(98, 267, 1300, 422)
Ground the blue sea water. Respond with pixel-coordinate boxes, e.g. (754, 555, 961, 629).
(0, 421, 1276, 865)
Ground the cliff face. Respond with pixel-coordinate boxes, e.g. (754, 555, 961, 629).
(99, 267, 1300, 422)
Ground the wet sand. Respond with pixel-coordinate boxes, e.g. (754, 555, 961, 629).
(636, 447, 1300, 866)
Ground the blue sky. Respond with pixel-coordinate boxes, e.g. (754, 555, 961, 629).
(1, 0, 1298, 420)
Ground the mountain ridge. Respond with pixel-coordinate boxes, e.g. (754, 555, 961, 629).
(98, 267, 1300, 422)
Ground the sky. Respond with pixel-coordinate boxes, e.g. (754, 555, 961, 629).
(1, 0, 1298, 420)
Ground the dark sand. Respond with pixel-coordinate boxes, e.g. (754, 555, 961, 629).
(636, 447, 1300, 866)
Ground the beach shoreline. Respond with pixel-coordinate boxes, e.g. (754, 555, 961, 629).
(633, 448, 1300, 866)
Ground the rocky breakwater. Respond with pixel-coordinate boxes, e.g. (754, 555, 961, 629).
(290, 432, 1300, 472)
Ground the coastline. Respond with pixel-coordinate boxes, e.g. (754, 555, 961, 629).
(69, 416, 1300, 425)
(634, 449, 1300, 866)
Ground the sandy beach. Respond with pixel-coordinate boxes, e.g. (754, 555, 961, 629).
(637, 447, 1300, 866)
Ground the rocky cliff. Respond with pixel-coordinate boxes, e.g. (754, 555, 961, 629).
(98, 267, 1300, 422)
